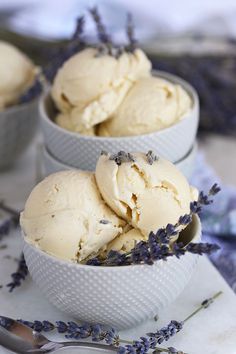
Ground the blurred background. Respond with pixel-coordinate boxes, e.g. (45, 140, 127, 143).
(1, 0, 236, 139)
(0, 0, 236, 290)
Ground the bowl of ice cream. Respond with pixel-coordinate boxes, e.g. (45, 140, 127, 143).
(42, 142, 197, 179)
(21, 151, 200, 329)
(39, 45, 199, 171)
(0, 41, 40, 169)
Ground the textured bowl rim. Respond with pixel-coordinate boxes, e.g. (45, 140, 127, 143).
(23, 214, 201, 271)
(42, 141, 197, 169)
(39, 70, 199, 141)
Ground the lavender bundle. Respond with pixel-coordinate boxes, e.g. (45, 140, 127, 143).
(0, 291, 222, 354)
(87, 184, 221, 266)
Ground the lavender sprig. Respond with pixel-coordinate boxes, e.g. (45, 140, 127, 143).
(71, 16, 85, 41)
(6, 253, 28, 292)
(0, 291, 222, 354)
(87, 184, 221, 266)
(89, 7, 111, 45)
(125, 13, 137, 52)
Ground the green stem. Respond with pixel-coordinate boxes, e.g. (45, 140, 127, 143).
(183, 291, 223, 323)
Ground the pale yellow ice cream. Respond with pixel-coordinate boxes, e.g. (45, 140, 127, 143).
(20, 170, 126, 262)
(55, 113, 95, 136)
(0, 41, 36, 110)
(98, 77, 192, 137)
(95, 152, 198, 237)
(107, 228, 147, 254)
(51, 47, 151, 133)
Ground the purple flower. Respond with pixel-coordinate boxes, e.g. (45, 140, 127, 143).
(7, 254, 28, 292)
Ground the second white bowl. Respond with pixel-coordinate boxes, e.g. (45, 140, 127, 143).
(40, 71, 199, 171)
(42, 143, 197, 180)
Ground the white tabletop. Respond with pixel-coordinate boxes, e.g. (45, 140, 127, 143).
(0, 136, 236, 354)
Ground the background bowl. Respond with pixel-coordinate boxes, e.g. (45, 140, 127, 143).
(23, 215, 201, 330)
(42, 143, 197, 179)
(40, 71, 199, 171)
(0, 99, 39, 170)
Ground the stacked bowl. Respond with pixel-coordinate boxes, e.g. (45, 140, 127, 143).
(40, 70, 199, 178)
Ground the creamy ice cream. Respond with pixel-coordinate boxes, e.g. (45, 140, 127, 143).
(55, 113, 95, 135)
(0, 41, 36, 110)
(20, 170, 126, 261)
(107, 228, 146, 254)
(98, 77, 192, 137)
(95, 152, 198, 237)
(51, 47, 151, 133)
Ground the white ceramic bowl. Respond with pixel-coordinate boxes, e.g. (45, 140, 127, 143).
(23, 215, 201, 330)
(42, 143, 197, 179)
(0, 99, 39, 170)
(40, 71, 199, 171)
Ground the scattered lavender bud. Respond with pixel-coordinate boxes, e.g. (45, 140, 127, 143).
(99, 219, 111, 224)
(109, 151, 136, 166)
(209, 183, 221, 196)
(201, 298, 214, 308)
(146, 151, 159, 165)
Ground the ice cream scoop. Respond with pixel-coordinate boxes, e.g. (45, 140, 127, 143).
(20, 170, 125, 261)
(107, 228, 146, 254)
(98, 76, 192, 137)
(95, 151, 198, 237)
(0, 41, 36, 110)
(55, 113, 95, 135)
(51, 47, 151, 132)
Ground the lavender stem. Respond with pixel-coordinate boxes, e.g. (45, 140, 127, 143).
(183, 291, 223, 323)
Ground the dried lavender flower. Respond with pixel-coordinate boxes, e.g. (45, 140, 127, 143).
(19, 77, 42, 104)
(6, 253, 28, 292)
(99, 219, 111, 224)
(146, 151, 159, 165)
(209, 183, 221, 196)
(72, 16, 85, 41)
(109, 151, 136, 166)
(89, 7, 111, 45)
(125, 13, 137, 52)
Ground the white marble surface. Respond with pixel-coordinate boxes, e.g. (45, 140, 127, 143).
(0, 135, 236, 354)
